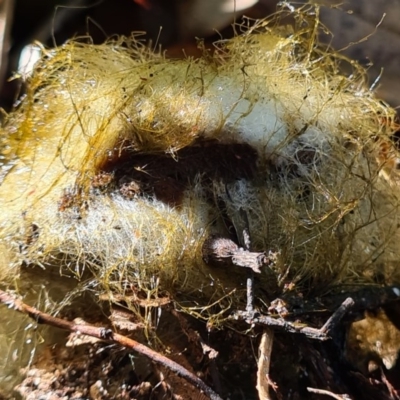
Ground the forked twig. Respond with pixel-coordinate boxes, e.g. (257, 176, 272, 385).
(0, 289, 223, 400)
(233, 297, 355, 340)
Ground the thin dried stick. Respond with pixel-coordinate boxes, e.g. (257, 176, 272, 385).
(0, 289, 223, 400)
(319, 297, 355, 335)
(307, 387, 353, 399)
(257, 329, 275, 400)
(380, 367, 400, 400)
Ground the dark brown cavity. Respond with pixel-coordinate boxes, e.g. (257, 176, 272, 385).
(95, 140, 258, 206)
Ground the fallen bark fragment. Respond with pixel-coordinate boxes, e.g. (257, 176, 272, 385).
(202, 235, 275, 273)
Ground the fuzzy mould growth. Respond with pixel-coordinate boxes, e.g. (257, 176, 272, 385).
(0, 5, 400, 390)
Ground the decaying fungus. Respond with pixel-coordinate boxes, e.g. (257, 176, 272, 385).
(1, 4, 400, 396)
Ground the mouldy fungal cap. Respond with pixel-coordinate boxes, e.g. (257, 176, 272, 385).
(0, 4, 399, 326)
(5, 5, 400, 394)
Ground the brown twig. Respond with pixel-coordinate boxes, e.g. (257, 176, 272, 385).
(0, 289, 223, 400)
(307, 387, 353, 399)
